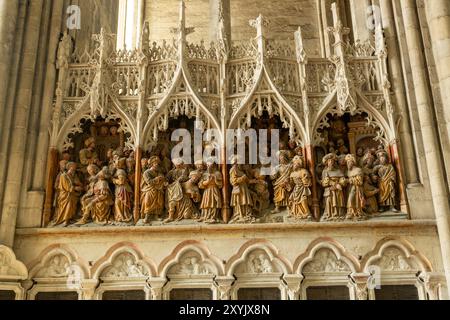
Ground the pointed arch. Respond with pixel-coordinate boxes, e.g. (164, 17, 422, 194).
(55, 92, 137, 152)
(361, 237, 433, 273)
(311, 89, 394, 146)
(91, 242, 157, 279)
(293, 237, 360, 274)
(225, 239, 292, 276)
(0, 245, 28, 281)
(228, 65, 307, 145)
(158, 240, 225, 278)
(27, 244, 89, 280)
(142, 67, 222, 150)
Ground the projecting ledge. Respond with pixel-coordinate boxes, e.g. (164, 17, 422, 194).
(15, 219, 437, 237)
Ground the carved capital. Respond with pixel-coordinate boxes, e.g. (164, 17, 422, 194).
(215, 276, 235, 300)
(420, 272, 443, 300)
(81, 279, 100, 300)
(351, 273, 371, 300)
(283, 274, 303, 300)
(148, 277, 167, 300)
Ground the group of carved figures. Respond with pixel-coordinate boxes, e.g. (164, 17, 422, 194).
(51, 136, 398, 227)
(319, 147, 397, 221)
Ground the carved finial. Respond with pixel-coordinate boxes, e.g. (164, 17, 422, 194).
(249, 14, 269, 38)
(92, 28, 116, 65)
(139, 21, 150, 52)
(327, 2, 350, 56)
(56, 31, 73, 69)
(216, 0, 229, 63)
(375, 23, 387, 56)
(294, 27, 307, 64)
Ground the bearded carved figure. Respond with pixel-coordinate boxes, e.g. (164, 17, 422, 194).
(270, 151, 293, 213)
(288, 156, 312, 220)
(373, 150, 397, 212)
(164, 158, 198, 223)
(52, 162, 83, 227)
(321, 153, 347, 221)
(344, 154, 366, 220)
(140, 156, 167, 223)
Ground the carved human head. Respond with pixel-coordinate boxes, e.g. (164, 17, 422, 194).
(172, 158, 184, 168)
(87, 164, 100, 176)
(110, 126, 118, 136)
(322, 153, 336, 169)
(292, 156, 304, 169)
(376, 150, 389, 164)
(141, 158, 149, 170)
(59, 160, 68, 171)
(116, 158, 127, 170)
(195, 160, 206, 171)
(345, 154, 356, 169)
(148, 156, 160, 168)
(85, 137, 96, 149)
(66, 162, 77, 173)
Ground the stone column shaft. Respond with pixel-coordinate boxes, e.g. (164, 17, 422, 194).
(424, 0, 450, 145)
(400, 0, 450, 296)
(379, 0, 419, 184)
(0, 0, 19, 141)
(0, 0, 44, 246)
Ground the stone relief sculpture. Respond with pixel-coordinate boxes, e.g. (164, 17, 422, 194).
(46, 7, 406, 229)
(164, 158, 198, 223)
(141, 156, 167, 223)
(51, 162, 83, 227)
(377, 248, 414, 271)
(270, 151, 293, 213)
(198, 159, 223, 224)
(170, 254, 212, 275)
(229, 156, 256, 224)
(321, 153, 347, 221)
(288, 156, 312, 220)
(112, 158, 133, 224)
(36, 255, 71, 278)
(76, 169, 113, 225)
(245, 253, 274, 274)
(373, 149, 397, 212)
(344, 154, 366, 220)
(103, 253, 147, 278)
(303, 249, 350, 273)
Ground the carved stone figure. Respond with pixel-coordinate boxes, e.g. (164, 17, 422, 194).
(52, 162, 83, 227)
(141, 156, 166, 223)
(321, 153, 346, 221)
(175, 255, 210, 275)
(79, 164, 100, 219)
(245, 253, 274, 273)
(79, 137, 100, 169)
(56, 31, 72, 70)
(38, 255, 70, 278)
(77, 168, 113, 225)
(112, 158, 133, 223)
(345, 154, 366, 220)
(288, 156, 312, 220)
(126, 151, 136, 187)
(374, 150, 397, 212)
(270, 151, 293, 213)
(53, 159, 68, 208)
(229, 156, 255, 223)
(198, 160, 223, 224)
(164, 158, 197, 223)
(249, 166, 270, 214)
(104, 254, 146, 278)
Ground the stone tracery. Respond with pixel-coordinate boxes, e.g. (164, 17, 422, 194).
(44, 0, 408, 228)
